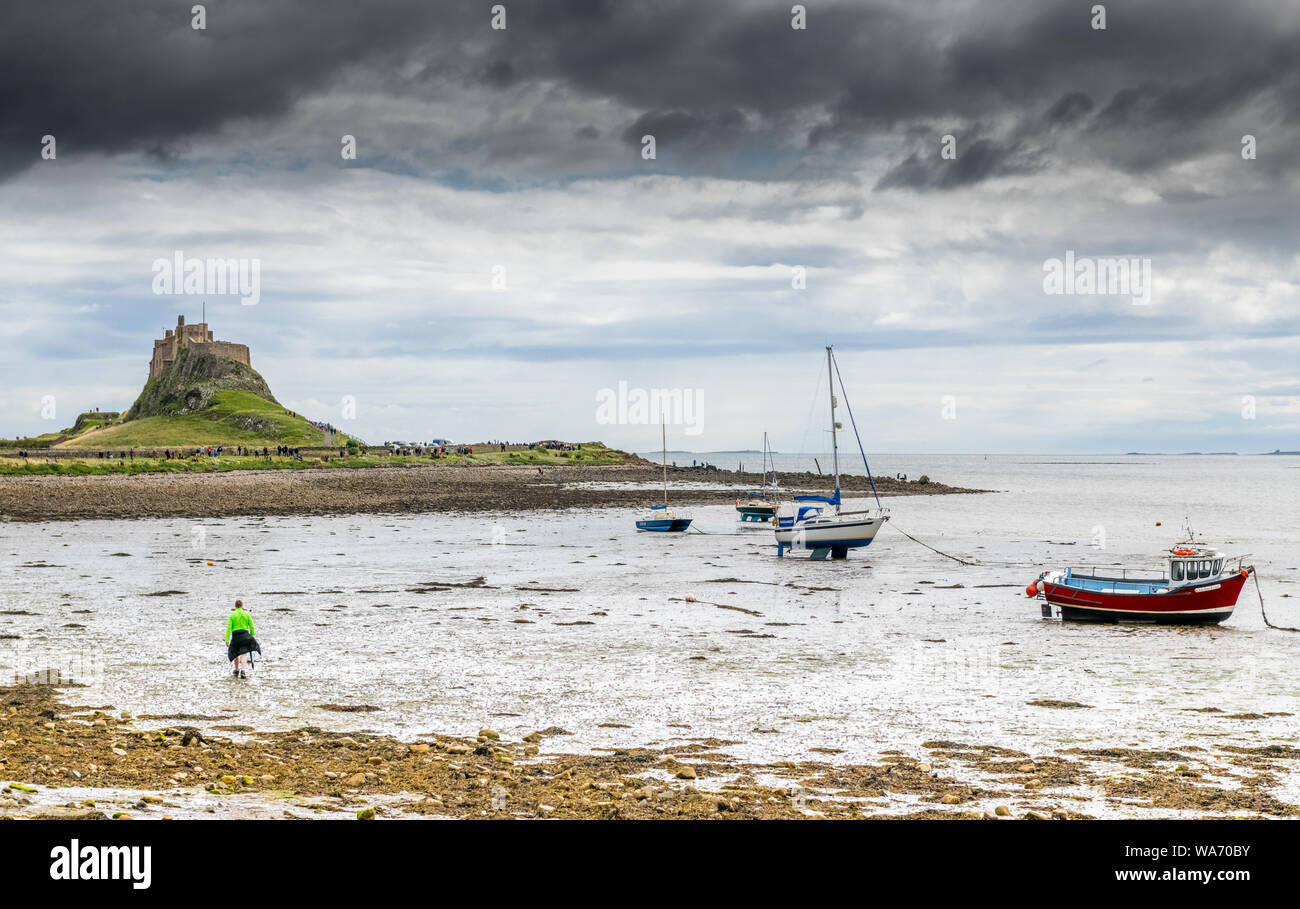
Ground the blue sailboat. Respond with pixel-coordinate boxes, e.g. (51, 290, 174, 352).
(635, 421, 693, 532)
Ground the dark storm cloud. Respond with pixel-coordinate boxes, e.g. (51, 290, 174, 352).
(875, 135, 1042, 190)
(0, 0, 457, 180)
(2, 0, 1298, 185)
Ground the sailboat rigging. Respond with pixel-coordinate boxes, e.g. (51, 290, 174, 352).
(773, 347, 889, 558)
(736, 431, 780, 523)
(635, 420, 693, 532)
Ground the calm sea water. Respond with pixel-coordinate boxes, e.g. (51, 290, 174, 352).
(3, 454, 1298, 812)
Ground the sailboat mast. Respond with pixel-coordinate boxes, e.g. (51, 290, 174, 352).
(827, 346, 840, 512)
(761, 431, 768, 494)
(661, 420, 668, 507)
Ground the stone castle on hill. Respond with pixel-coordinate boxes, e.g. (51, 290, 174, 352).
(149, 314, 251, 380)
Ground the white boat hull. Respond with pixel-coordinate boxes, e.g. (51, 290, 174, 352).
(774, 511, 888, 557)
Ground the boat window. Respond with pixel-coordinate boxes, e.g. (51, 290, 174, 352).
(1200, 560, 1211, 579)
(1213, 559, 1222, 574)
(1171, 561, 1184, 582)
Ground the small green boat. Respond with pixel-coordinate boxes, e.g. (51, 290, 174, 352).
(736, 432, 779, 523)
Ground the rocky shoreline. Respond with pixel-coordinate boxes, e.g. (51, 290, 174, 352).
(0, 462, 984, 523)
(2, 685, 1295, 820)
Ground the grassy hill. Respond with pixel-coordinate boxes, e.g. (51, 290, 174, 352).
(54, 347, 340, 450)
(58, 390, 335, 450)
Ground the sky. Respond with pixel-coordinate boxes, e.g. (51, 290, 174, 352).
(1, 0, 1297, 453)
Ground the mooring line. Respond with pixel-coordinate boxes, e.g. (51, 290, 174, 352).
(886, 523, 981, 566)
(1254, 571, 1300, 632)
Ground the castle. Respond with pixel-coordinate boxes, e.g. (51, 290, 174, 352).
(149, 315, 251, 380)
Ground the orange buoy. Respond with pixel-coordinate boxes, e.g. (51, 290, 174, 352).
(1025, 582, 1040, 598)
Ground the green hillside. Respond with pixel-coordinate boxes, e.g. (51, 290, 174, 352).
(59, 390, 334, 449)
(55, 347, 341, 450)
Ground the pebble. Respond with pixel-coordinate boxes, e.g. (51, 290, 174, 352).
(675, 765, 697, 780)
(1025, 810, 1052, 821)
(409, 743, 430, 753)
(356, 808, 375, 820)
(995, 805, 1012, 816)
(940, 793, 961, 805)
(478, 729, 500, 741)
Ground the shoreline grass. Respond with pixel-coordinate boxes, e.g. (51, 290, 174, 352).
(0, 445, 629, 477)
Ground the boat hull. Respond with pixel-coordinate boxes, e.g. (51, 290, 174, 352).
(636, 518, 693, 533)
(737, 504, 776, 523)
(774, 515, 886, 557)
(1041, 572, 1248, 624)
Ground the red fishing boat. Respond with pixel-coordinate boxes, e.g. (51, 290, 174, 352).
(1027, 544, 1254, 625)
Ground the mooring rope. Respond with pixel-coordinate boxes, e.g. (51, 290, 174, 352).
(686, 526, 743, 536)
(887, 523, 980, 566)
(1254, 571, 1300, 632)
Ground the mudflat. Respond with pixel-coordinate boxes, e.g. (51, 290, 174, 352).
(3, 685, 1293, 820)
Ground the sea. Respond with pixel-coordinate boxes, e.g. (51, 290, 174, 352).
(3, 453, 1298, 815)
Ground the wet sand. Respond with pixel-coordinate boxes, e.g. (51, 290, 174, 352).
(2, 685, 1294, 820)
(0, 462, 981, 523)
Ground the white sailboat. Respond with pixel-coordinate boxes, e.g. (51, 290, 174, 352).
(774, 347, 889, 558)
(636, 421, 693, 532)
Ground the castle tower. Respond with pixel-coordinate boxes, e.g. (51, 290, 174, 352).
(149, 314, 250, 380)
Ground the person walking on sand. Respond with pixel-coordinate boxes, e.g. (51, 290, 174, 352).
(225, 599, 261, 679)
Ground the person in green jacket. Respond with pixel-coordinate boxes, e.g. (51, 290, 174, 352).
(225, 600, 261, 679)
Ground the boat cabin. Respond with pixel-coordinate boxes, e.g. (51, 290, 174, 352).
(1168, 547, 1227, 587)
